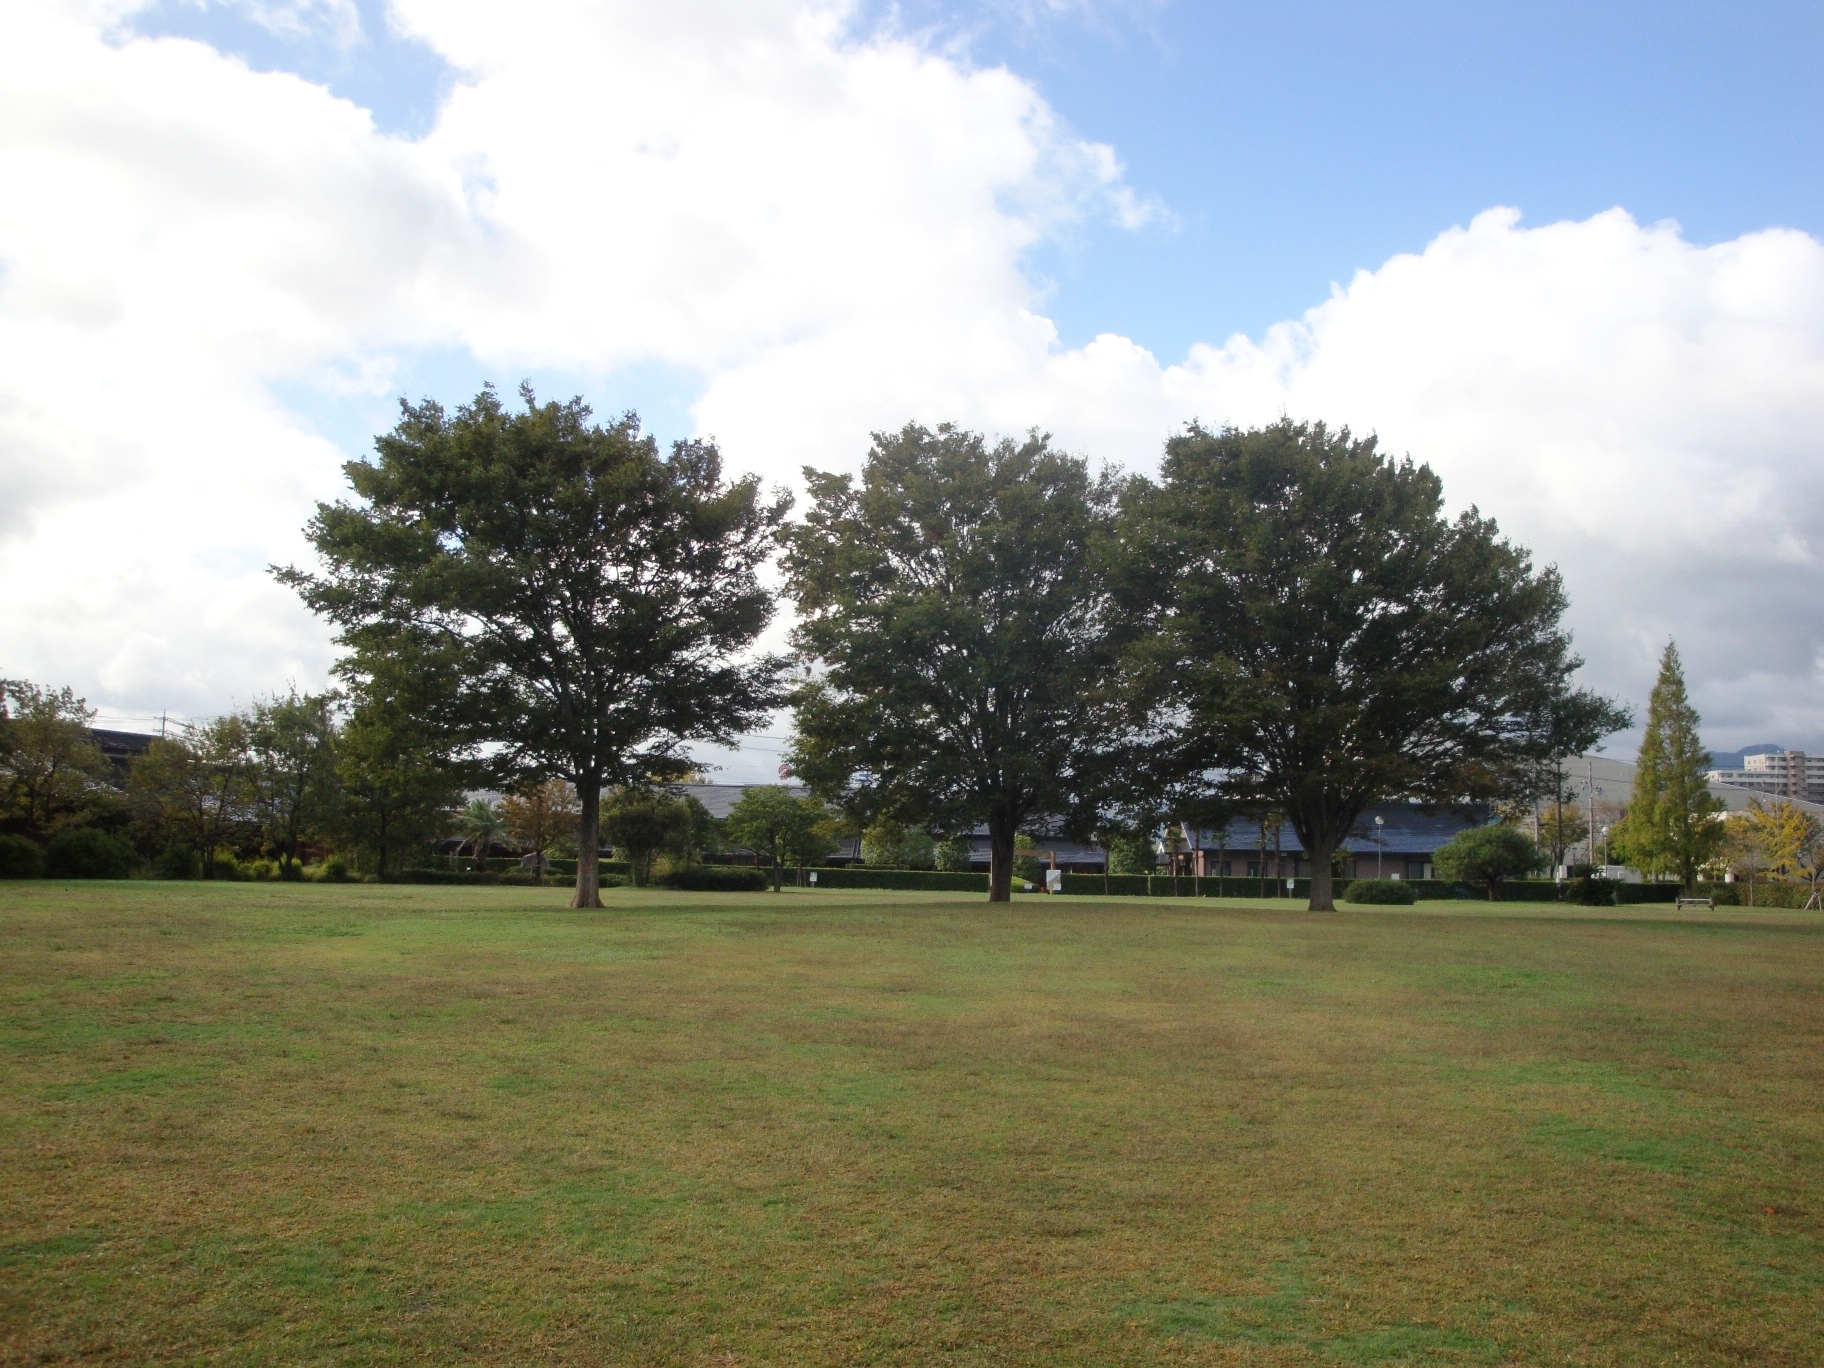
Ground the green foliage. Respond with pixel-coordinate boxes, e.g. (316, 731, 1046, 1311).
(1116, 420, 1621, 910)
(1611, 642, 1723, 889)
(934, 835, 974, 872)
(796, 866, 987, 892)
(860, 818, 935, 870)
(319, 854, 351, 882)
(1105, 833, 1156, 875)
(127, 717, 257, 880)
(152, 845, 199, 880)
(657, 864, 768, 892)
(1432, 824, 1541, 898)
(0, 833, 44, 879)
(331, 668, 468, 880)
(724, 787, 837, 890)
(457, 797, 505, 869)
(861, 819, 907, 867)
(1012, 833, 1043, 885)
(43, 828, 136, 879)
(279, 384, 789, 909)
(782, 422, 1124, 901)
(248, 689, 339, 874)
(0, 680, 116, 840)
(601, 788, 706, 887)
(1341, 878, 1416, 905)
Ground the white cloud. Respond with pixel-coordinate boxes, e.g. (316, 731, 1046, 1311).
(2, 0, 1822, 756)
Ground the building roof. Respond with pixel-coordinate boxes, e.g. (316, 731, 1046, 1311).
(675, 782, 809, 820)
(1193, 803, 1486, 855)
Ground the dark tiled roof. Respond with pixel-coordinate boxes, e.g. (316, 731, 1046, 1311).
(89, 729, 156, 759)
(675, 782, 810, 820)
(1194, 803, 1486, 856)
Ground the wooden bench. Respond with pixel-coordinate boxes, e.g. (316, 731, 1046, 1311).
(1675, 895, 1714, 910)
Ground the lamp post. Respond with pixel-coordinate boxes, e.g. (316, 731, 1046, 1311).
(1600, 825, 1610, 871)
(1375, 814, 1385, 878)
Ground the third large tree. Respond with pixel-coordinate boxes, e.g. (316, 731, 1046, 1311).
(281, 386, 787, 907)
(1119, 420, 1619, 911)
(782, 423, 1122, 902)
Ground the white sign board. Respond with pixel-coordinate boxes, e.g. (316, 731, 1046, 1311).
(807, 871, 817, 886)
(1045, 868, 1063, 894)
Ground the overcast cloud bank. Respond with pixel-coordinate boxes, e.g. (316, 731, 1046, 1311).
(3, 0, 1821, 760)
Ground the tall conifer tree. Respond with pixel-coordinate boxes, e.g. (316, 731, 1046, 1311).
(1615, 641, 1722, 888)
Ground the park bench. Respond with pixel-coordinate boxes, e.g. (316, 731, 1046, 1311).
(1675, 895, 1714, 910)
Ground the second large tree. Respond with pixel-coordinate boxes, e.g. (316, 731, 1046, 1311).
(783, 423, 1121, 902)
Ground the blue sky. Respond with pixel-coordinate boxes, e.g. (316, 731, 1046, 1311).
(8, 0, 1824, 765)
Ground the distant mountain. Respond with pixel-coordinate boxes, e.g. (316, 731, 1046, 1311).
(1705, 743, 1784, 772)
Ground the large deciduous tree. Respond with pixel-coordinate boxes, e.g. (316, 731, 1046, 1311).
(1118, 419, 1620, 911)
(127, 715, 257, 875)
(0, 681, 114, 840)
(279, 385, 788, 907)
(782, 422, 1122, 902)
(248, 689, 338, 876)
(1611, 641, 1723, 889)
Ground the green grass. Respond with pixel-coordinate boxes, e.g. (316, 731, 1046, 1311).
(1, 882, 1820, 1365)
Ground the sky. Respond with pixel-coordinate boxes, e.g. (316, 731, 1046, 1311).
(3, 0, 1823, 783)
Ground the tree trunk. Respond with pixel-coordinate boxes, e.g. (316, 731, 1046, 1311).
(572, 779, 602, 909)
(1307, 841, 1337, 911)
(771, 840, 783, 892)
(988, 814, 1016, 903)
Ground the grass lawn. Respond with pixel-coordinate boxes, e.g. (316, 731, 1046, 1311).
(2, 883, 1820, 1365)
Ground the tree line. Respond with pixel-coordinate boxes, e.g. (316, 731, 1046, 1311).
(251, 384, 1626, 910)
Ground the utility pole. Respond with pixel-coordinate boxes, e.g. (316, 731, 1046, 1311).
(1587, 756, 1598, 869)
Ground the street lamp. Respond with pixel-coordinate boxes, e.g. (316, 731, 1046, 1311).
(1600, 825, 1610, 870)
(1374, 814, 1385, 878)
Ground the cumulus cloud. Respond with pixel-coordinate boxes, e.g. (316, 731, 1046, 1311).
(1, 0, 1821, 755)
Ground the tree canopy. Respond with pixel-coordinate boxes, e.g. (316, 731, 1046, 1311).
(1115, 420, 1622, 910)
(1432, 823, 1541, 899)
(723, 786, 836, 891)
(781, 422, 1123, 901)
(1611, 642, 1722, 889)
(279, 385, 788, 907)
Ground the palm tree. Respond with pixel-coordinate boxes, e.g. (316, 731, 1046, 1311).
(458, 798, 504, 872)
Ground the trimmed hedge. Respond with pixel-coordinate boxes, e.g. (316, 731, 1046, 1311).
(544, 858, 633, 879)
(658, 865, 768, 892)
(1342, 878, 1416, 905)
(798, 867, 988, 892)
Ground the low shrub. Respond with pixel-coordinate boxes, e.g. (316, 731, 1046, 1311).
(152, 845, 199, 879)
(43, 828, 136, 879)
(658, 865, 768, 892)
(208, 852, 241, 881)
(320, 855, 351, 883)
(0, 834, 45, 879)
(1342, 878, 1415, 905)
(245, 858, 280, 882)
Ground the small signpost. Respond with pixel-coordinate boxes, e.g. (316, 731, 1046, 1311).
(1046, 868, 1063, 894)
(807, 871, 817, 886)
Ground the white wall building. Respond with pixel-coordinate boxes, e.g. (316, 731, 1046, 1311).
(1707, 749, 1824, 804)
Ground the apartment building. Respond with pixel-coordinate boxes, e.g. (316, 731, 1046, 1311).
(1707, 749, 1824, 804)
